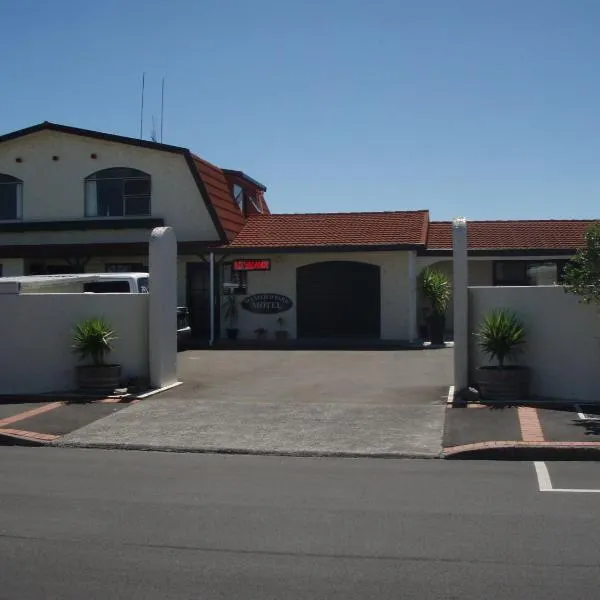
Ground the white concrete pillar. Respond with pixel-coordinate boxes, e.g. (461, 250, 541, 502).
(149, 226, 178, 389)
(407, 251, 418, 342)
(453, 217, 469, 392)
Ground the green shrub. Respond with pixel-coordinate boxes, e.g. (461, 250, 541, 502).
(418, 267, 451, 315)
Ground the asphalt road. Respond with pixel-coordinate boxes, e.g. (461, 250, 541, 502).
(1, 448, 600, 599)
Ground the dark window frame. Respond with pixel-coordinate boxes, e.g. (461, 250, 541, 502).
(0, 173, 23, 221)
(83, 281, 132, 293)
(493, 259, 569, 286)
(85, 168, 151, 217)
(222, 261, 248, 295)
(105, 263, 147, 273)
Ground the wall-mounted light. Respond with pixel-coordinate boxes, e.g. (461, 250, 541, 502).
(15, 157, 22, 163)
(90, 153, 97, 159)
(52, 155, 59, 161)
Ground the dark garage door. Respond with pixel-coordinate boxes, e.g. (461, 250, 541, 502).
(296, 261, 381, 339)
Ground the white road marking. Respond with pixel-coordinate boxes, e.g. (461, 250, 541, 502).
(575, 404, 600, 421)
(446, 385, 455, 405)
(534, 461, 553, 491)
(534, 461, 600, 493)
(136, 381, 183, 399)
(552, 489, 600, 493)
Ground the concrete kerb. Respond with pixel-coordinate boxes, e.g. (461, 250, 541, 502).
(444, 442, 600, 461)
(50, 439, 445, 459)
(0, 430, 56, 447)
(136, 382, 183, 399)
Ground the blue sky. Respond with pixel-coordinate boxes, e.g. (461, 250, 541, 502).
(2, 0, 600, 220)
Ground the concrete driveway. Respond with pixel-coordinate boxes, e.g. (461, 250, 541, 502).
(59, 349, 452, 457)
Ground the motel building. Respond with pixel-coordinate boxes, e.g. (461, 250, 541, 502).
(0, 122, 593, 344)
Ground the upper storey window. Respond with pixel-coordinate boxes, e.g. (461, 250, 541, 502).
(0, 174, 23, 220)
(85, 168, 151, 217)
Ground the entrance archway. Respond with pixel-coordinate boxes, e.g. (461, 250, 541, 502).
(296, 261, 381, 338)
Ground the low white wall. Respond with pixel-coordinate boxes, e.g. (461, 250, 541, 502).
(469, 286, 600, 402)
(0, 293, 148, 394)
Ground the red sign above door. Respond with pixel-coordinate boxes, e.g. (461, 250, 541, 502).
(233, 259, 271, 272)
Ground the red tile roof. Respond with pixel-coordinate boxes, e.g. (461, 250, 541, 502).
(227, 210, 430, 249)
(191, 155, 246, 241)
(427, 220, 597, 250)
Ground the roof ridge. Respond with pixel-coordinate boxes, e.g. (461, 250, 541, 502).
(430, 218, 597, 224)
(245, 209, 430, 218)
(190, 153, 223, 171)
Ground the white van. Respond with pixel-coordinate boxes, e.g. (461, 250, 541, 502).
(0, 272, 191, 347)
(0, 272, 149, 294)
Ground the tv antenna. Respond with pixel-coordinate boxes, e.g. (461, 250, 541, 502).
(139, 72, 145, 139)
(160, 77, 165, 143)
(139, 73, 166, 142)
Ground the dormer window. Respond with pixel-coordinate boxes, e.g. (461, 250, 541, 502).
(0, 174, 23, 221)
(232, 184, 244, 209)
(85, 168, 151, 217)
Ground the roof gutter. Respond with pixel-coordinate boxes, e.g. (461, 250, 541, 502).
(216, 243, 426, 255)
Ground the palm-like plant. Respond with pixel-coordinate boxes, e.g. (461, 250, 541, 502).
(418, 267, 451, 315)
(72, 318, 117, 366)
(475, 309, 526, 369)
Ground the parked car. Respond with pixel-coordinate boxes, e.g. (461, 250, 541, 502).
(0, 272, 192, 349)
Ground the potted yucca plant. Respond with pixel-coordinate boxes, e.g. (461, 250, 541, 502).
(72, 317, 121, 391)
(418, 267, 451, 345)
(474, 309, 529, 401)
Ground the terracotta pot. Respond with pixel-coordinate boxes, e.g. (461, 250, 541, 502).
(475, 366, 530, 401)
(76, 364, 121, 391)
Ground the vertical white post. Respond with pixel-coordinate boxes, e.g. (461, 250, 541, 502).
(149, 226, 178, 389)
(209, 252, 215, 346)
(407, 251, 418, 342)
(453, 217, 469, 393)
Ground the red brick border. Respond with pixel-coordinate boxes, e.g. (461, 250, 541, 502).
(444, 440, 600, 459)
(0, 428, 59, 442)
(517, 406, 545, 442)
(0, 401, 63, 427)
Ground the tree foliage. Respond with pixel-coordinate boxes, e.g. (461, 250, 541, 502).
(563, 222, 600, 306)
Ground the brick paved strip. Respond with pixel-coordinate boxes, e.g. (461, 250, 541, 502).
(0, 401, 63, 427)
(517, 406, 545, 442)
(0, 428, 59, 442)
(444, 440, 600, 460)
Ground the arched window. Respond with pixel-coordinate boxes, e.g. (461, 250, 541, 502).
(0, 173, 23, 221)
(85, 167, 151, 217)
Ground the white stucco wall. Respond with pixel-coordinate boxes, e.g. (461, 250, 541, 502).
(0, 130, 220, 242)
(220, 251, 411, 340)
(469, 286, 600, 402)
(415, 258, 494, 333)
(0, 293, 148, 394)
